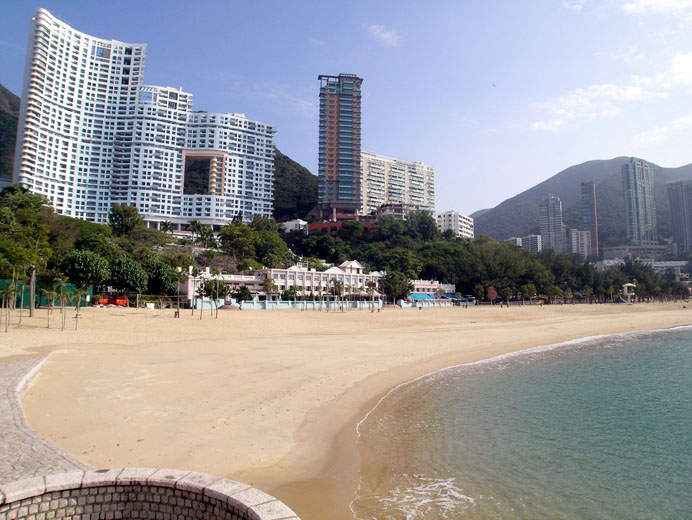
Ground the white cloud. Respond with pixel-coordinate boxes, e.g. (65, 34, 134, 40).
(634, 126, 669, 145)
(633, 112, 692, 145)
(621, 0, 692, 14)
(530, 52, 692, 131)
(529, 119, 566, 132)
(563, 0, 586, 10)
(256, 84, 317, 119)
(367, 24, 400, 48)
(672, 112, 692, 128)
(307, 36, 326, 48)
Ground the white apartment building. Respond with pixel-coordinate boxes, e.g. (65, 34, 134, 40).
(13, 9, 274, 227)
(360, 151, 435, 215)
(437, 210, 474, 239)
(567, 229, 592, 259)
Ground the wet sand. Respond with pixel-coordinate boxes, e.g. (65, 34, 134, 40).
(4, 302, 690, 519)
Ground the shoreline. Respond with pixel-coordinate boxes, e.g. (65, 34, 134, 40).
(6, 303, 691, 520)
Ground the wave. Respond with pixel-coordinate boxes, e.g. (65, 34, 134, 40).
(351, 474, 475, 520)
(350, 324, 692, 518)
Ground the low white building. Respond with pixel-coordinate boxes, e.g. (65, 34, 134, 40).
(410, 280, 456, 295)
(180, 260, 382, 303)
(279, 219, 308, 233)
(437, 211, 474, 239)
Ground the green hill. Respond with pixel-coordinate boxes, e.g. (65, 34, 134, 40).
(272, 147, 317, 221)
(0, 83, 20, 179)
(473, 157, 692, 247)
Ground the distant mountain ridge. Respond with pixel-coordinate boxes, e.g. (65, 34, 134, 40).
(0, 83, 20, 179)
(474, 157, 692, 248)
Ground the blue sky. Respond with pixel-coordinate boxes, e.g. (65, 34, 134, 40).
(2, 0, 692, 214)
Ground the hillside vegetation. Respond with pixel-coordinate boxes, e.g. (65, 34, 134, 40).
(0, 84, 20, 179)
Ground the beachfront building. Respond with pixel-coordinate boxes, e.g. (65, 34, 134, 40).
(437, 210, 474, 238)
(318, 74, 363, 219)
(360, 151, 435, 215)
(622, 158, 656, 246)
(180, 260, 383, 304)
(410, 280, 456, 296)
(539, 195, 565, 252)
(667, 180, 692, 252)
(13, 9, 275, 227)
(581, 181, 599, 257)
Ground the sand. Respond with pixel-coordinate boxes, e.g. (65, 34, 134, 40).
(3, 302, 690, 519)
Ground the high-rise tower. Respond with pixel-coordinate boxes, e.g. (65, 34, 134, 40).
(581, 181, 599, 257)
(539, 195, 565, 252)
(13, 9, 275, 227)
(622, 158, 656, 246)
(667, 180, 692, 252)
(317, 74, 363, 219)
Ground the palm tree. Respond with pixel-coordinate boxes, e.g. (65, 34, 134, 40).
(1, 282, 17, 332)
(161, 221, 174, 234)
(188, 219, 204, 243)
(39, 284, 59, 329)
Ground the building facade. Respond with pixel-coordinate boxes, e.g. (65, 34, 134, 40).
(376, 203, 434, 221)
(13, 9, 274, 227)
(505, 234, 542, 253)
(521, 234, 543, 253)
(622, 158, 656, 246)
(360, 151, 435, 215)
(539, 195, 565, 252)
(581, 181, 599, 257)
(317, 74, 363, 219)
(180, 261, 382, 303)
(436, 210, 474, 238)
(567, 229, 592, 259)
(602, 244, 668, 260)
(667, 180, 692, 252)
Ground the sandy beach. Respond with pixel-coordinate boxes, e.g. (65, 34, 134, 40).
(3, 302, 690, 519)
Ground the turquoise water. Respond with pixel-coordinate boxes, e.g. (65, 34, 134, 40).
(351, 327, 692, 519)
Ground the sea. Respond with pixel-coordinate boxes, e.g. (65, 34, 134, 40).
(350, 326, 692, 519)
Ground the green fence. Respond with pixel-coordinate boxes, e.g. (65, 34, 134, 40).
(0, 280, 93, 308)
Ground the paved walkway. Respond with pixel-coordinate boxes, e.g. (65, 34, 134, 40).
(0, 354, 92, 484)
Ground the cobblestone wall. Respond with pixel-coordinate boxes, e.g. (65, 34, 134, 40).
(0, 468, 299, 520)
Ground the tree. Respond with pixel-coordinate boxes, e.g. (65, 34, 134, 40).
(231, 285, 252, 303)
(60, 250, 110, 327)
(196, 226, 216, 249)
(200, 277, 229, 318)
(109, 204, 144, 236)
(146, 261, 178, 296)
(250, 215, 279, 233)
(109, 258, 148, 300)
(218, 221, 257, 260)
(188, 219, 204, 243)
(282, 286, 299, 300)
(381, 271, 413, 303)
(160, 221, 174, 234)
(338, 220, 364, 244)
(263, 277, 278, 298)
(487, 285, 498, 304)
(382, 248, 423, 280)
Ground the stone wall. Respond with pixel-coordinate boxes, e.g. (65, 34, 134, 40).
(0, 468, 299, 520)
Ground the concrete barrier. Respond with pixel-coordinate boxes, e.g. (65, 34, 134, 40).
(0, 468, 300, 520)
